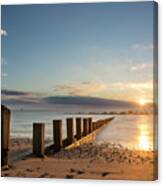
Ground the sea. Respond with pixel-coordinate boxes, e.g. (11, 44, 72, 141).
(10, 110, 156, 151)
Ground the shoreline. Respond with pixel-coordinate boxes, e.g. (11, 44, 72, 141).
(2, 137, 158, 180)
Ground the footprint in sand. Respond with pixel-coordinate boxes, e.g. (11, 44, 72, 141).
(101, 171, 110, 177)
(16, 172, 25, 177)
(3, 173, 9, 177)
(65, 174, 74, 179)
(70, 168, 85, 175)
(26, 168, 33, 172)
(39, 172, 49, 178)
(76, 170, 85, 175)
(70, 168, 75, 173)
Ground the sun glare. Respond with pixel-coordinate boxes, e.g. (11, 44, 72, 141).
(138, 98, 147, 106)
(137, 123, 152, 151)
(138, 135, 150, 151)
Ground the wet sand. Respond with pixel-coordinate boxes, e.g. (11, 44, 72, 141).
(2, 138, 157, 180)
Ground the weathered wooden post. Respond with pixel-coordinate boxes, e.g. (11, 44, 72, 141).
(96, 122, 99, 129)
(1, 105, 10, 168)
(83, 118, 89, 136)
(76, 117, 82, 140)
(66, 118, 74, 145)
(98, 121, 101, 128)
(98, 121, 100, 128)
(53, 120, 62, 151)
(88, 117, 93, 133)
(33, 123, 45, 157)
(92, 122, 95, 131)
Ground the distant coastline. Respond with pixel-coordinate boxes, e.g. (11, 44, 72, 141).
(11, 109, 154, 115)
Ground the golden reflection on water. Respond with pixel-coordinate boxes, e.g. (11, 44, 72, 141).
(96, 115, 154, 151)
(136, 116, 153, 151)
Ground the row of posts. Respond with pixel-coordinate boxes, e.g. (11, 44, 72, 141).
(1, 104, 112, 167)
(33, 117, 111, 157)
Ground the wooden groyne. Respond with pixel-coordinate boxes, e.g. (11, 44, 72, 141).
(65, 117, 114, 150)
(1, 105, 115, 164)
(44, 117, 115, 155)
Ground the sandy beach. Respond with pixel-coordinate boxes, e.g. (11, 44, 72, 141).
(2, 138, 157, 180)
(1, 1, 158, 182)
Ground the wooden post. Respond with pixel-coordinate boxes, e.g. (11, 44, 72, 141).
(88, 117, 93, 133)
(53, 120, 62, 151)
(83, 118, 88, 136)
(92, 122, 95, 131)
(66, 118, 74, 145)
(33, 123, 45, 157)
(95, 122, 98, 129)
(76, 118, 82, 140)
(1, 105, 10, 168)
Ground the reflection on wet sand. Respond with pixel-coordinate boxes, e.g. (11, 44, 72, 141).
(136, 116, 153, 151)
(96, 115, 154, 151)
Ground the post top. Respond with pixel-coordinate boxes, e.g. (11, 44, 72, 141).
(33, 123, 45, 126)
(1, 105, 10, 113)
(53, 119, 62, 123)
(66, 118, 73, 121)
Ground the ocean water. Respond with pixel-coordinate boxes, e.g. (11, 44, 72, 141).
(95, 115, 155, 151)
(10, 110, 155, 151)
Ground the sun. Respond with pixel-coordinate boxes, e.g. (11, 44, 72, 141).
(138, 98, 147, 106)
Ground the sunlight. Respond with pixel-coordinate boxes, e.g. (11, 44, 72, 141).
(138, 98, 148, 106)
(137, 123, 151, 151)
(138, 135, 150, 150)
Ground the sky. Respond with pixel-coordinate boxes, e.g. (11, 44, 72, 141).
(1, 2, 155, 107)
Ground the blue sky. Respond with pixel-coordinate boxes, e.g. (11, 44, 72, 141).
(1, 2, 155, 105)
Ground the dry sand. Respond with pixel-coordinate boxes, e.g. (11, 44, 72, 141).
(1, 138, 157, 180)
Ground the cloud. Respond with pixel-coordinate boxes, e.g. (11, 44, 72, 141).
(1, 89, 43, 104)
(53, 82, 107, 96)
(1, 73, 8, 77)
(1, 58, 7, 65)
(2, 98, 41, 105)
(1, 89, 136, 109)
(1, 29, 7, 36)
(131, 43, 153, 50)
(110, 80, 153, 102)
(44, 96, 134, 108)
(2, 89, 32, 96)
(112, 81, 153, 90)
(1, 58, 8, 77)
(130, 63, 152, 72)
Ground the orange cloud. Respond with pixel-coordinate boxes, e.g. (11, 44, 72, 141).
(112, 81, 153, 90)
(53, 82, 107, 96)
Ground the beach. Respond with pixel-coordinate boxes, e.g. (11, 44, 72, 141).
(1, 1, 158, 182)
(1, 114, 157, 180)
(2, 138, 157, 180)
